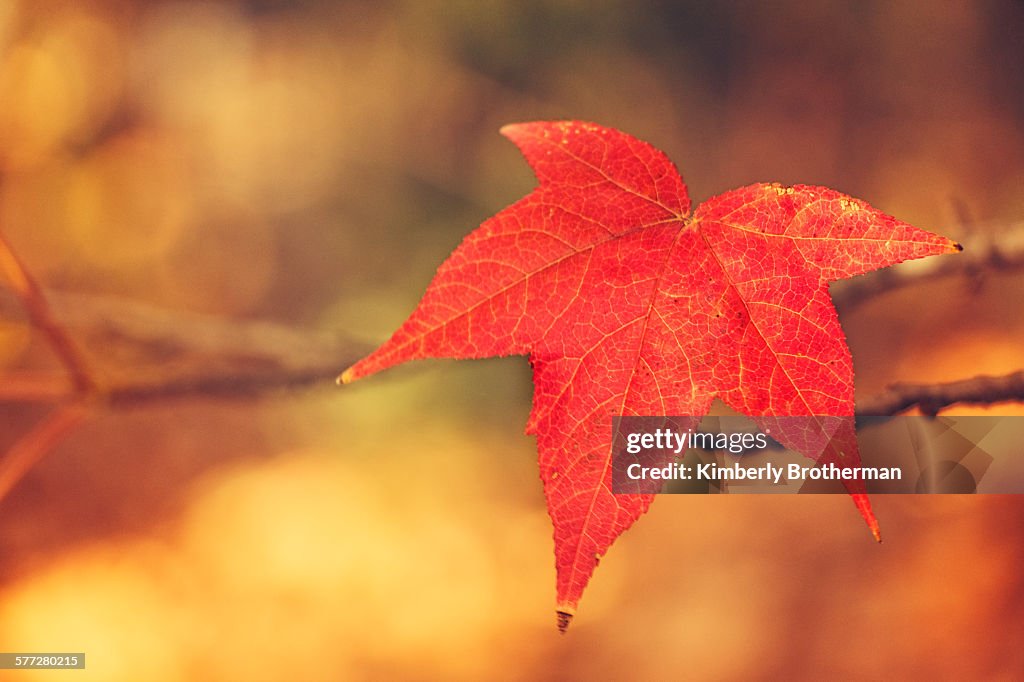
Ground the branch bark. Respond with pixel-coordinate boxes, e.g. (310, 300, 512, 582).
(0, 233, 96, 393)
(0, 287, 370, 404)
(856, 370, 1024, 416)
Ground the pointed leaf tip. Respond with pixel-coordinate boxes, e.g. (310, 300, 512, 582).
(556, 611, 573, 633)
(867, 517, 882, 543)
(499, 122, 526, 140)
(851, 493, 881, 541)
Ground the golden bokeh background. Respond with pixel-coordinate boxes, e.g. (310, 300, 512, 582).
(1, 1, 1023, 680)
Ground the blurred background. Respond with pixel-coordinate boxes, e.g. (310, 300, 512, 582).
(1, 0, 1023, 679)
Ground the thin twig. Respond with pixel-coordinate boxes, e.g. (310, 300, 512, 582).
(0, 224, 375, 502)
(104, 365, 349, 407)
(0, 288, 368, 379)
(856, 370, 1024, 416)
(0, 232, 96, 394)
(0, 402, 92, 502)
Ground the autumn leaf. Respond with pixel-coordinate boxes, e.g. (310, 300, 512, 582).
(340, 121, 961, 631)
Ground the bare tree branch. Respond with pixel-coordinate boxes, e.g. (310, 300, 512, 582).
(0, 402, 91, 502)
(1, 228, 372, 502)
(0, 233, 96, 394)
(0, 287, 370, 404)
(0, 290, 367, 502)
(857, 370, 1024, 416)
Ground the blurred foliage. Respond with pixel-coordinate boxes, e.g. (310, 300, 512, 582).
(1, 0, 1023, 680)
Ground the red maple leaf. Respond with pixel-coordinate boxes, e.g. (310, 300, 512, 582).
(340, 121, 961, 631)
